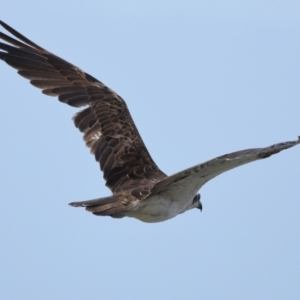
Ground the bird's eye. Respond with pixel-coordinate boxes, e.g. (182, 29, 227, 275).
(193, 194, 200, 203)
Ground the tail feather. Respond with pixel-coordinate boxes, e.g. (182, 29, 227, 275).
(69, 196, 118, 207)
(69, 195, 137, 218)
(85, 201, 137, 216)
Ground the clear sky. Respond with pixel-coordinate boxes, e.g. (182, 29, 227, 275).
(0, 1, 299, 299)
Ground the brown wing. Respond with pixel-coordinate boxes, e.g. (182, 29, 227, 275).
(150, 138, 299, 196)
(0, 21, 166, 198)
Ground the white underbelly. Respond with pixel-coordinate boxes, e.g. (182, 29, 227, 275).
(125, 188, 197, 223)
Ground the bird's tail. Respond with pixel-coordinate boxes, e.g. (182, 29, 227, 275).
(69, 195, 134, 218)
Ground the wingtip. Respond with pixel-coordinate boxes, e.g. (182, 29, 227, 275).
(0, 20, 9, 30)
(69, 202, 81, 207)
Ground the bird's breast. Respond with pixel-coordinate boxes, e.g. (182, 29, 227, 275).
(125, 187, 197, 223)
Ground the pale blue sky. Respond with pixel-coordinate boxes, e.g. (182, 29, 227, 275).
(0, 1, 299, 299)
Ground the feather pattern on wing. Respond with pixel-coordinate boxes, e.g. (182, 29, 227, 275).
(1, 21, 299, 222)
(0, 21, 166, 201)
(150, 139, 300, 196)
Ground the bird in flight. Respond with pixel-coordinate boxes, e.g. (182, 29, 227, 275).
(0, 21, 298, 223)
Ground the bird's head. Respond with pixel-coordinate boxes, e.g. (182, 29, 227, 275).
(193, 193, 202, 211)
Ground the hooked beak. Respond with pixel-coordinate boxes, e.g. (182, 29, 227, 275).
(198, 201, 203, 211)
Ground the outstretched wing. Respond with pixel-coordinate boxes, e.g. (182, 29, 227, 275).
(150, 138, 299, 196)
(0, 21, 166, 196)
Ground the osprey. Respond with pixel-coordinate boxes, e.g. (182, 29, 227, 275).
(0, 21, 298, 223)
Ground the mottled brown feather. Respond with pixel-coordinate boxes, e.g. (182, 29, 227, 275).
(0, 20, 167, 213)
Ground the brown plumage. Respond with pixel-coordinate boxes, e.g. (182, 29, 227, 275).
(1, 21, 298, 222)
(0, 21, 166, 212)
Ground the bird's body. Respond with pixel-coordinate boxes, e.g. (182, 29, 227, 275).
(113, 187, 200, 223)
(0, 20, 298, 223)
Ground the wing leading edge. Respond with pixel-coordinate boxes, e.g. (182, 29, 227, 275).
(150, 138, 300, 196)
